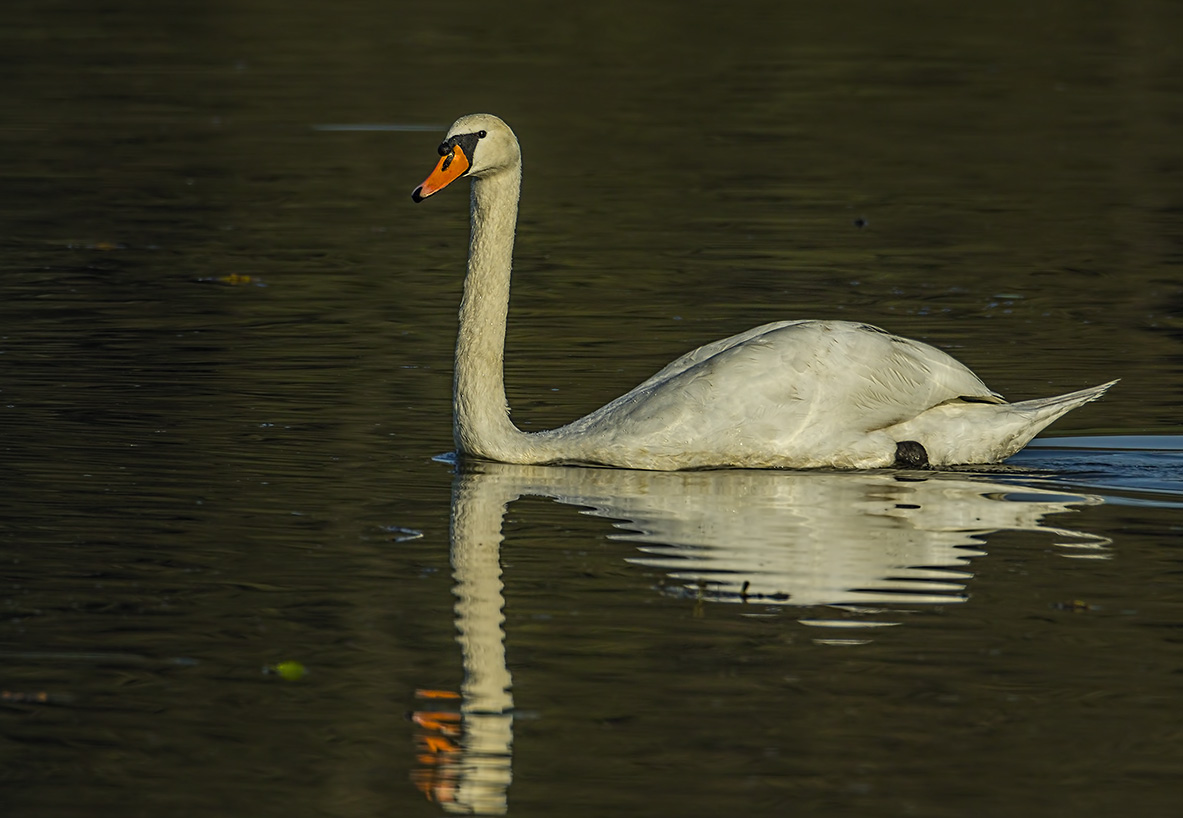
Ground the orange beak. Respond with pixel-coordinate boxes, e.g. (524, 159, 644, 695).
(411, 145, 470, 202)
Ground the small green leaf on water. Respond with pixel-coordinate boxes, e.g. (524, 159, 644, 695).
(265, 660, 308, 681)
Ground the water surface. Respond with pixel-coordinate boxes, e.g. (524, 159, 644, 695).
(2, 1, 1182, 817)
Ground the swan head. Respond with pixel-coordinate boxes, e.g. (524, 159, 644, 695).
(411, 114, 520, 202)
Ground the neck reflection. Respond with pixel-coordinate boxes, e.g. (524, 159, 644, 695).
(413, 463, 1105, 813)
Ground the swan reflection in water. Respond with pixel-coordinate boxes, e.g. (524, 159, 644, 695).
(412, 462, 1106, 814)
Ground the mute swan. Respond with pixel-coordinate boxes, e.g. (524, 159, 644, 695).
(411, 113, 1114, 470)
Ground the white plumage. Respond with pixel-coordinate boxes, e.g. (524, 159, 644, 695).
(412, 113, 1114, 470)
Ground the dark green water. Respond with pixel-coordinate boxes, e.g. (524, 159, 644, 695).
(2, 1, 1182, 816)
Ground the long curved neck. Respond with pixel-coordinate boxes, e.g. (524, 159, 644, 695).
(453, 166, 535, 461)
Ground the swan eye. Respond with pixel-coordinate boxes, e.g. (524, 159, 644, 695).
(478, 130, 487, 138)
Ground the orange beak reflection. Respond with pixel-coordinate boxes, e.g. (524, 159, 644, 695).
(411, 145, 470, 202)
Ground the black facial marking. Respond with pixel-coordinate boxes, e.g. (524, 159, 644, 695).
(439, 131, 483, 173)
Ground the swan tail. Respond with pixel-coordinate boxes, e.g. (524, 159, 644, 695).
(895, 380, 1117, 466)
(1008, 379, 1119, 426)
(982, 379, 1119, 461)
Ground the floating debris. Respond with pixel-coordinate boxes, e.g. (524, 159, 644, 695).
(312, 123, 443, 132)
(1, 690, 72, 705)
(384, 525, 424, 542)
(263, 660, 308, 681)
(195, 274, 266, 287)
(1052, 599, 1098, 613)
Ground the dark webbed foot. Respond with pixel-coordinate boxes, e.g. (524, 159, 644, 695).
(893, 440, 930, 469)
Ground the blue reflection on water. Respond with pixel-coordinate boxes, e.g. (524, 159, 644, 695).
(1012, 435, 1183, 507)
